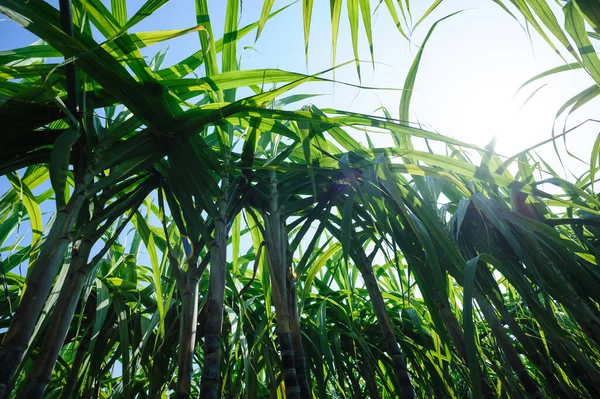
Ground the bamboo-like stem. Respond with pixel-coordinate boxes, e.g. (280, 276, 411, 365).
(16, 238, 93, 398)
(286, 270, 311, 399)
(200, 197, 228, 399)
(176, 257, 200, 399)
(352, 248, 414, 399)
(262, 171, 300, 399)
(159, 188, 202, 399)
(387, 212, 496, 399)
(0, 192, 85, 397)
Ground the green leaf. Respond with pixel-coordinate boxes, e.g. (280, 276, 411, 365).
(358, 0, 373, 65)
(463, 256, 484, 399)
(232, 213, 241, 275)
(517, 62, 582, 92)
(7, 172, 43, 247)
(195, 0, 219, 78)
(347, 0, 361, 79)
(49, 128, 79, 210)
(123, 0, 169, 31)
(574, 0, 600, 34)
(111, 0, 127, 27)
(564, 1, 600, 85)
(591, 133, 600, 192)
(330, 0, 343, 66)
(399, 12, 459, 135)
(382, 0, 409, 40)
(303, 0, 314, 63)
(256, 0, 275, 40)
(340, 190, 355, 264)
(413, 0, 443, 31)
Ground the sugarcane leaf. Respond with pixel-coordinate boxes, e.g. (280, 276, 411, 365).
(124, 0, 169, 31)
(111, 0, 127, 27)
(256, 0, 276, 40)
(49, 128, 79, 210)
(340, 190, 355, 265)
(399, 12, 459, 138)
(573, 0, 600, 34)
(347, 0, 361, 79)
(7, 172, 42, 247)
(330, 0, 343, 67)
(591, 133, 600, 191)
(564, 1, 600, 85)
(303, 0, 314, 63)
(383, 0, 409, 40)
(463, 255, 483, 399)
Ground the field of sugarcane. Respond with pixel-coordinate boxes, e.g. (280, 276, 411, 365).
(0, 0, 599, 398)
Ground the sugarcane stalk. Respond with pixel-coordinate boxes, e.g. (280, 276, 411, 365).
(286, 269, 311, 399)
(200, 196, 228, 399)
(176, 257, 201, 399)
(16, 238, 93, 398)
(0, 191, 86, 397)
(352, 248, 415, 399)
(359, 358, 381, 399)
(158, 188, 202, 399)
(261, 171, 300, 399)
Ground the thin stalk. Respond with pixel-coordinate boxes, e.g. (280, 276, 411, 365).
(352, 248, 414, 399)
(176, 257, 200, 399)
(0, 191, 85, 397)
(159, 188, 201, 399)
(262, 171, 300, 399)
(286, 270, 311, 399)
(387, 212, 495, 399)
(200, 195, 229, 399)
(360, 359, 381, 399)
(16, 238, 93, 398)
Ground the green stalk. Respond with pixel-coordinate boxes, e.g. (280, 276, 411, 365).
(176, 258, 200, 399)
(392, 223, 495, 398)
(200, 196, 228, 399)
(13, 182, 150, 397)
(286, 270, 311, 399)
(352, 248, 415, 399)
(262, 171, 300, 399)
(16, 238, 93, 398)
(0, 191, 85, 397)
(161, 186, 203, 399)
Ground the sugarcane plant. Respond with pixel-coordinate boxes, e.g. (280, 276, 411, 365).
(1, 0, 600, 397)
